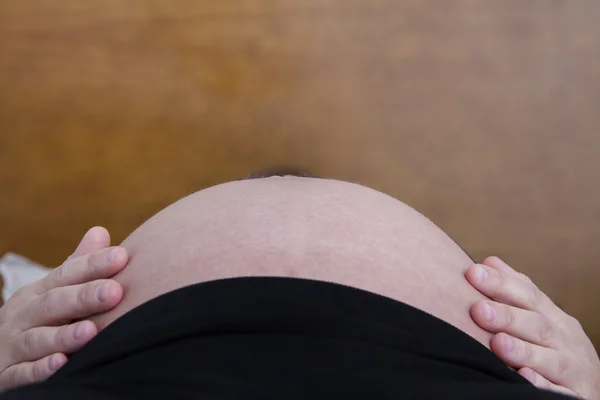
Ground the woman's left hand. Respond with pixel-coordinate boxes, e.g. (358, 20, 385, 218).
(465, 256, 600, 399)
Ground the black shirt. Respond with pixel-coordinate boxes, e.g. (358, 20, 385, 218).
(1, 277, 575, 399)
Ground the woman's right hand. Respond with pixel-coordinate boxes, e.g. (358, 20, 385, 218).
(0, 227, 128, 391)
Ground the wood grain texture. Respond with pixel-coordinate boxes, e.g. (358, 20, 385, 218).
(1, 0, 599, 344)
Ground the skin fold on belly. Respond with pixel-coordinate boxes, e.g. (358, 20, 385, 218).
(90, 177, 493, 349)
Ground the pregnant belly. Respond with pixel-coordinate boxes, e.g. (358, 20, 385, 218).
(89, 178, 493, 349)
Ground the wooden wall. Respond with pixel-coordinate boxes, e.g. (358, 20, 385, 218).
(1, 1, 599, 345)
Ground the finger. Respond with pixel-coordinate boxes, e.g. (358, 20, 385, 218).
(471, 301, 563, 348)
(0, 353, 67, 390)
(518, 367, 580, 398)
(491, 333, 579, 389)
(465, 264, 561, 318)
(482, 256, 532, 283)
(20, 280, 122, 330)
(9, 321, 97, 365)
(70, 226, 111, 259)
(41, 246, 127, 291)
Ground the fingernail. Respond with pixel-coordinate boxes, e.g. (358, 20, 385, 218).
(97, 283, 110, 302)
(51, 355, 66, 371)
(523, 369, 537, 384)
(482, 303, 496, 322)
(474, 265, 488, 283)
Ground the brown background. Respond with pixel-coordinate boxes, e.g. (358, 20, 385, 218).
(1, 1, 599, 346)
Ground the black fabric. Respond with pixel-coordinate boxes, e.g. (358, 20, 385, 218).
(2, 277, 574, 399)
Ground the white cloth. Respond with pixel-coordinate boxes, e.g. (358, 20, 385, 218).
(0, 253, 51, 302)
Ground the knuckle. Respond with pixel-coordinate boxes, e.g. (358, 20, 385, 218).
(10, 285, 36, 302)
(56, 325, 72, 349)
(20, 329, 36, 355)
(502, 306, 516, 329)
(31, 360, 49, 382)
(554, 313, 576, 333)
(496, 274, 518, 298)
(7, 367, 21, 388)
(567, 315, 583, 331)
(39, 292, 56, 317)
(53, 265, 68, 286)
(89, 248, 112, 270)
(76, 286, 90, 309)
(86, 252, 101, 273)
(537, 321, 556, 347)
(493, 272, 509, 295)
(518, 273, 532, 283)
(521, 341, 535, 364)
(78, 283, 98, 309)
(556, 355, 570, 378)
(526, 284, 543, 307)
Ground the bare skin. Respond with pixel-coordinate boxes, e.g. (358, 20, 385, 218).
(0, 227, 126, 390)
(3, 177, 597, 396)
(466, 257, 600, 399)
(89, 176, 494, 348)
